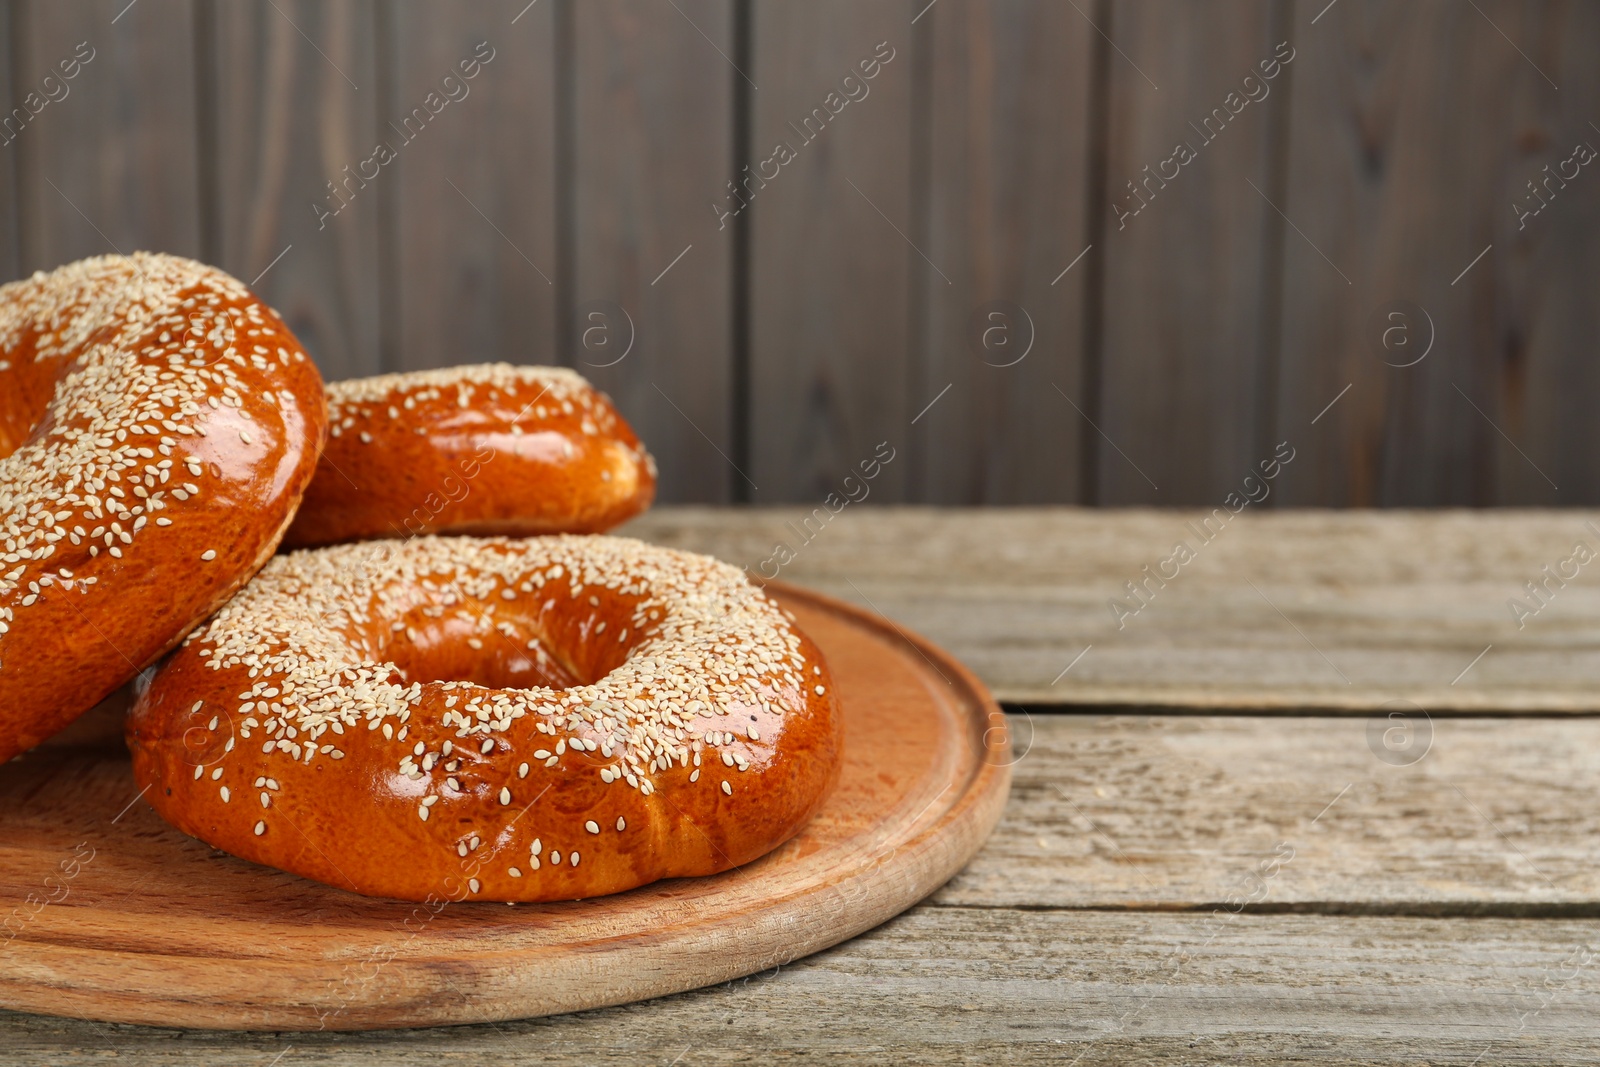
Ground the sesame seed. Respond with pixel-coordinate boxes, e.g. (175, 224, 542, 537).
(616, 817, 626, 831)
(722, 781, 732, 795)
(254, 821, 265, 835)
(469, 878, 481, 894)
(220, 786, 230, 802)
(201, 549, 217, 561)
(508, 867, 522, 878)
(585, 820, 600, 834)
(500, 787, 512, 805)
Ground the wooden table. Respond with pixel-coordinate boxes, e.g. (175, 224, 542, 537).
(6, 508, 1599, 1064)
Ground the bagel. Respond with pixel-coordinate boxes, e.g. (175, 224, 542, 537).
(0, 253, 325, 763)
(282, 365, 655, 548)
(126, 535, 842, 902)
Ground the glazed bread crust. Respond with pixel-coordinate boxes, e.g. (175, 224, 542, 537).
(127, 535, 843, 903)
(283, 365, 655, 548)
(0, 253, 326, 762)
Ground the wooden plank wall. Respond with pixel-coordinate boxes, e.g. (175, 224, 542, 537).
(0, 0, 1591, 507)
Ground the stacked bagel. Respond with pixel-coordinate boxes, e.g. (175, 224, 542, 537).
(0, 254, 842, 904)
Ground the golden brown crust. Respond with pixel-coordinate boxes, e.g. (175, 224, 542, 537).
(282, 365, 655, 548)
(126, 535, 843, 903)
(0, 253, 326, 763)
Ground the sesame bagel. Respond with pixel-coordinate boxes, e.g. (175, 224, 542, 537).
(126, 534, 842, 903)
(0, 253, 326, 762)
(282, 365, 655, 548)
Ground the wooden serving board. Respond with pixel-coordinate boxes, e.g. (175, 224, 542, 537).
(0, 582, 1010, 1031)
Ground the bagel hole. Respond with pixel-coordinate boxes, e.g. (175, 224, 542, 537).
(381, 604, 641, 693)
(386, 629, 587, 691)
(376, 579, 649, 697)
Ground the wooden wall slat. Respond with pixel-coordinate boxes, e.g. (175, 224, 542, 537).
(749, 1, 913, 503)
(1095, 0, 1285, 505)
(0, 1, 1593, 508)
(573, 0, 734, 504)
(1510, 0, 1600, 506)
(389, 0, 556, 374)
(916, 0, 1092, 504)
(210, 0, 380, 381)
(0, 1, 20, 281)
(16, 0, 199, 272)
(1277, 0, 1598, 508)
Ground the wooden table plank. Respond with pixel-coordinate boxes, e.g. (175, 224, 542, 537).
(4, 909, 1598, 1064)
(623, 506, 1600, 710)
(942, 714, 1600, 912)
(5, 510, 1593, 1059)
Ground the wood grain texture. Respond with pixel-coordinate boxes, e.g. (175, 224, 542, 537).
(209, 0, 380, 380)
(0, 1, 21, 281)
(572, 0, 734, 504)
(4, 910, 1600, 1063)
(1275, 0, 1597, 509)
(942, 714, 1600, 912)
(389, 0, 557, 372)
(14, 0, 200, 271)
(0, 585, 1009, 1030)
(749, 1, 912, 502)
(1498, 0, 1600, 508)
(622, 506, 1600, 709)
(915, 0, 1091, 504)
(1096, 0, 1285, 505)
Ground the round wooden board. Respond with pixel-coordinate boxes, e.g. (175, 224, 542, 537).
(0, 581, 1011, 1031)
